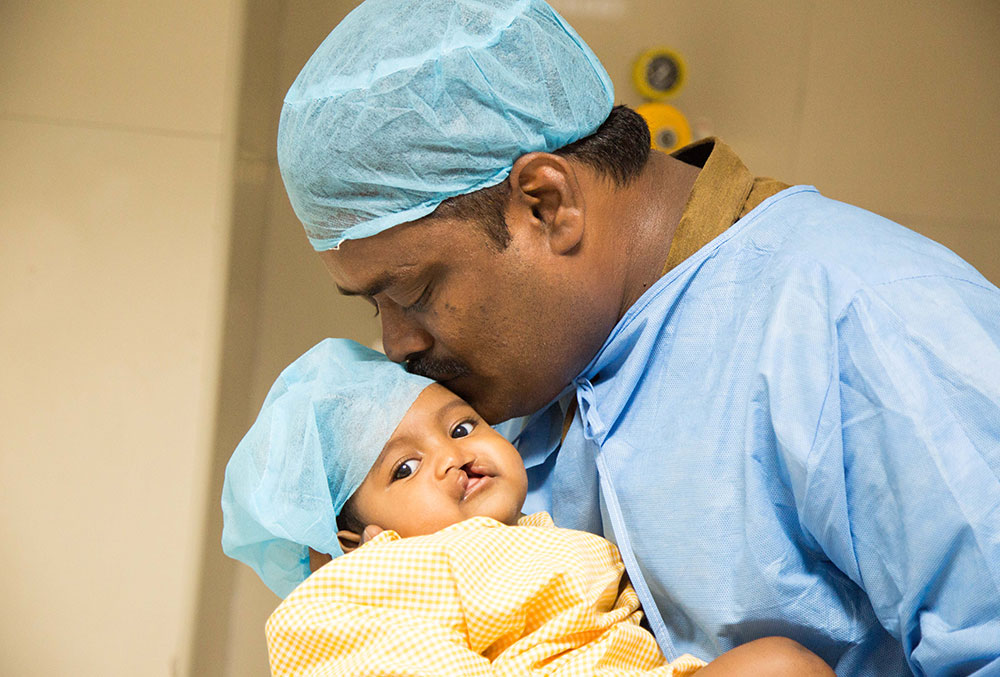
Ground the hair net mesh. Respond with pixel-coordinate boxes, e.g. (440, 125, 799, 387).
(221, 339, 434, 597)
(278, 0, 614, 251)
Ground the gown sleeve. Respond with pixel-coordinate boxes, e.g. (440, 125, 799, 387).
(778, 274, 1000, 676)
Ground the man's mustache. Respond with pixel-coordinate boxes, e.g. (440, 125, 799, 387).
(405, 354, 472, 382)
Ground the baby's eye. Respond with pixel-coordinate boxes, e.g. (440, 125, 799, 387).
(393, 459, 419, 480)
(451, 421, 475, 439)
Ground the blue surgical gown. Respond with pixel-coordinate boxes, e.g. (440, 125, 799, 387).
(512, 186, 1000, 676)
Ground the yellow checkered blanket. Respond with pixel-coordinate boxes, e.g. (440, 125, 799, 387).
(266, 512, 704, 676)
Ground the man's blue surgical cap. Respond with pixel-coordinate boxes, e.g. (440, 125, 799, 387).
(278, 0, 614, 251)
(221, 339, 434, 597)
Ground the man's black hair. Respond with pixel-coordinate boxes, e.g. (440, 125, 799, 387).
(432, 105, 652, 249)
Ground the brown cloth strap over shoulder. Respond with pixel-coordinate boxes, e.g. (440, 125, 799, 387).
(663, 138, 790, 276)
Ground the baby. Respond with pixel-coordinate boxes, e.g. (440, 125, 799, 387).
(222, 339, 834, 677)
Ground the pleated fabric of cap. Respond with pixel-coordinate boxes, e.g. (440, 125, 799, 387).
(278, 0, 614, 251)
(221, 339, 434, 597)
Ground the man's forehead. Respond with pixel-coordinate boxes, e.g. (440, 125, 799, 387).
(318, 229, 414, 276)
(320, 216, 462, 294)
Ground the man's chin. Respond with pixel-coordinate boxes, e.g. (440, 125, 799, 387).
(446, 373, 565, 425)
(443, 377, 507, 425)
(477, 404, 510, 426)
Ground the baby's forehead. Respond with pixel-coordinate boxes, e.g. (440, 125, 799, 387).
(379, 387, 475, 448)
(357, 387, 485, 483)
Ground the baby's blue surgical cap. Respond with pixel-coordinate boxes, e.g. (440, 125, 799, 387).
(278, 0, 614, 251)
(221, 339, 434, 597)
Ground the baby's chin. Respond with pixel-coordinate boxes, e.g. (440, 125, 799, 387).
(397, 509, 522, 537)
(485, 504, 525, 527)
(453, 505, 524, 530)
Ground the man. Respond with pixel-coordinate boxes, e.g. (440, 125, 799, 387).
(276, 1, 1000, 675)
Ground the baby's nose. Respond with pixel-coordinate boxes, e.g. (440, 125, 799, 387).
(434, 451, 472, 478)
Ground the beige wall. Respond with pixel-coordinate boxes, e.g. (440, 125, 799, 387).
(0, 1, 243, 676)
(189, 2, 380, 675)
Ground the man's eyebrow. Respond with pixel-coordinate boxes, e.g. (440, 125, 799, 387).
(335, 272, 403, 299)
(335, 265, 420, 298)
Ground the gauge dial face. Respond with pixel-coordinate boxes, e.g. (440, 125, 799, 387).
(633, 48, 687, 100)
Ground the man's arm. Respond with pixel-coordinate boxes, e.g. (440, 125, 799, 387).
(693, 638, 833, 677)
(785, 277, 1000, 675)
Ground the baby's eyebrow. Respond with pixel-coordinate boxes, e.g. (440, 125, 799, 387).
(436, 398, 473, 423)
(372, 438, 404, 476)
(371, 400, 474, 475)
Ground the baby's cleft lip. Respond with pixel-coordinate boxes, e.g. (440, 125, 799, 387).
(460, 461, 490, 500)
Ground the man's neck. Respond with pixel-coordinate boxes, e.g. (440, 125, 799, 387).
(615, 151, 700, 317)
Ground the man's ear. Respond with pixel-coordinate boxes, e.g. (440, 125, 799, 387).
(336, 529, 362, 554)
(507, 152, 584, 255)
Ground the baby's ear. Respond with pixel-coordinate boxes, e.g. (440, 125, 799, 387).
(337, 525, 384, 553)
(361, 524, 384, 544)
(336, 530, 362, 554)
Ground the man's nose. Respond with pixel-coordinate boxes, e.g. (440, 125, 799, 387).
(378, 299, 433, 363)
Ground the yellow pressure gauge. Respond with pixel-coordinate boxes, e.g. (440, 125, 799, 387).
(632, 47, 687, 100)
(635, 102, 692, 153)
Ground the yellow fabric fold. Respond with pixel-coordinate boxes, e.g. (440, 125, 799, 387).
(267, 512, 706, 676)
